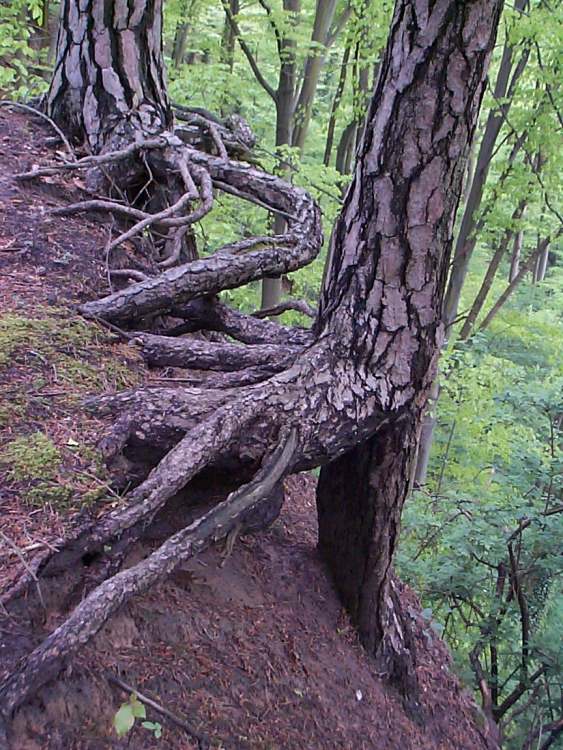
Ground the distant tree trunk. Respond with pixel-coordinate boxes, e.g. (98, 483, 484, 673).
(533, 235, 550, 283)
(45, 0, 171, 152)
(291, 0, 339, 153)
(220, 0, 239, 72)
(459, 199, 527, 340)
(509, 227, 524, 281)
(480, 233, 559, 332)
(261, 0, 300, 311)
(413, 379, 439, 487)
(172, 23, 189, 66)
(443, 0, 529, 334)
(324, 45, 351, 167)
(334, 42, 370, 177)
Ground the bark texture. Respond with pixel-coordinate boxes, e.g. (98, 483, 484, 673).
(46, 0, 171, 150)
(316, 0, 503, 695)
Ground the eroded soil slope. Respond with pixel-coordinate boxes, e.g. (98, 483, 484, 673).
(0, 108, 490, 750)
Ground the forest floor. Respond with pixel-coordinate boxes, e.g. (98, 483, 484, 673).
(0, 108, 492, 750)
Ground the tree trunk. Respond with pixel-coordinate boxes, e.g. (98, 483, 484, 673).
(509, 228, 524, 281)
(45, 0, 172, 151)
(261, 0, 300, 311)
(480, 233, 559, 332)
(291, 0, 339, 153)
(443, 0, 529, 333)
(220, 0, 239, 72)
(172, 23, 190, 67)
(316, 0, 503, 697)
(533, 237, 550, 283)
(459, 199, 527, 340)
(324, 45, 351, 167)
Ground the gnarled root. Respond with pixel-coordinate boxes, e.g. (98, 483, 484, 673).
(0, 430, 297, 720)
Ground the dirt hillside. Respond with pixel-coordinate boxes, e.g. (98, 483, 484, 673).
(0, 107, 491, 750)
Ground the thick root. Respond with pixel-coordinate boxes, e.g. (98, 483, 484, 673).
(0, 431, 297, 719)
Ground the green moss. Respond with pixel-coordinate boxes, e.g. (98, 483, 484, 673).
(0, 308, 97, 369)
(1, 431, 62, 482)
(25, 481, 74, 509)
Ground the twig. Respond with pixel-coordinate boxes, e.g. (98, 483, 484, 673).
(213, 179, 296, 220)
(0, 100, 75, 160)
(107, 672, 210, 748)
(15, 135, 168, 180)
(253, 299, 316, 319)
(0, 531, 45, 610)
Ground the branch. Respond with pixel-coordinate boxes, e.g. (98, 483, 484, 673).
(252, 299, 316, 319)
(0, 100, 75, 160)
(220, 0, 277, 101)
(133, 332, 301, 371)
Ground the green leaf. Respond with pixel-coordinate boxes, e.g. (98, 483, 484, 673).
(114, 704, 135, 737)
(130, 693, 146, 719)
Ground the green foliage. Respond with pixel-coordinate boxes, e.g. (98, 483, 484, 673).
(113, 693, 162, 740)
(113, 693, 146, 737)
(0, 0, 49, 98)
(398, 299, 562, 748)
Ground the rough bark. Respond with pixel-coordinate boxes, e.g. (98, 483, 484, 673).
(46, 0, 171, 151)
(316, 0, 503, 697)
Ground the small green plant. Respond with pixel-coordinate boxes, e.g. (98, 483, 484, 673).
(113, 692, 162, 740)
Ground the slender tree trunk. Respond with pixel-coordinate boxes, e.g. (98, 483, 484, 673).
(480, 234, 558, 332)
(45, 0, 171, 151)
(335, 120, 356, 176)
(324, 45, 351, 167)
(459, 199, 527, 340)
(443, 0, 529, 333)
(291, 0, 339, 153)
(172, 23, 190, 66)
(220, 0, 239, 72)
(533, 237, 550, 283)
(261, 0, 300, 310)
(413, 379, 439, 487)
(509, 227, 524, 281)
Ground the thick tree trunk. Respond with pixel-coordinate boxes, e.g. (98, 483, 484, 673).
(46, 0, 171, 151)
(316, 0, 503, 696)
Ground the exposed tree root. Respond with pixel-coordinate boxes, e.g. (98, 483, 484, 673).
(0, 431, 297, 719)
(133, 332, 301, 371)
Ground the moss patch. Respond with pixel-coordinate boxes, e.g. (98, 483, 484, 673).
(1, 431, 62, 482)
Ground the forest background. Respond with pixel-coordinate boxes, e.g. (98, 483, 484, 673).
(0, 1, 561, 747)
